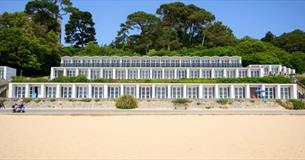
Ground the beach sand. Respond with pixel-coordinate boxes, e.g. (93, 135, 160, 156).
(0, 115, 305, 159)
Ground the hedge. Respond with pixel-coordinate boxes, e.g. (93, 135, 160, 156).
(115, 95, 138, 109)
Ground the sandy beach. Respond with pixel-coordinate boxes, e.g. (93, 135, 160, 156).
(0, 115, 305, 160)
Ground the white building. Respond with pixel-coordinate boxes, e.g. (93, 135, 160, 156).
(0, 66, 16, 80)
(8, 56, 298, 99)
(50, 56, 295, 80)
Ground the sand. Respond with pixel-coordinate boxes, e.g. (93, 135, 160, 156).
(0, 115, 305, 160)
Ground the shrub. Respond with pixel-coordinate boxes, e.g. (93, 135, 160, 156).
(172, 99, 192, 105)
(216, 99, 229, 105)
(115, 95, 138, 109)
(23, 98, 32, 103)
(49, 99, 56, 102)
(289, 100, 305, 110)
(79, 98, 92, 102)
(34, 99, 42, 103)
(94, 99, 100, 102)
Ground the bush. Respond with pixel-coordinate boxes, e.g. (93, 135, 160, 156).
(115, 95, 138, 109)
(49, 98, 56, 102)
(216, 99, 229, 105)
(172, 99, 192, 105)
(289, 100, 305, 110)
(79, 98, 92, 102)
(94, 99, 100, 102)
(23, 98, 32, 103)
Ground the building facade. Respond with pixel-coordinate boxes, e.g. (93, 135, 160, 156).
(50, 56, 295, 80)
(0, 66, 16, 80)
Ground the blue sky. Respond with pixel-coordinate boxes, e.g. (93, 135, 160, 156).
(1, 0, 305, 45)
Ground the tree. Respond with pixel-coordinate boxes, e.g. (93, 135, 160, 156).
(261, 31, 275, 42)
(65, 9, 96, 48)
(154, 26, 181, 50)
(272, 29, 305, 53)
(202, 21, 235, 48)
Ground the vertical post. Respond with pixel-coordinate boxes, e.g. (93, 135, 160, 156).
(25, 84, 30, 98)
(174, 69, 177, 79)
(113, 68, 116, 79)
(8, 83, 13, 98)
(223, 69, 227, 78)
(261, 84, 265, 99)
(137, 69, 140, 79)
(211, 69, 215, 78)
(56, 84, 60, 98)
(259, 68, 264, 77)
(199, 84, 203, 99)
(245, 85, 250, 99)
(3, 67, 7, 80)
(63, 68, 67, 76)
(235, 69, 239, 78)
(72, 84, 76, 98)
(292, 84, 298, 99)
(162, 68, 165, 79)
(186, 68, 190, 78)
(40, 84, 45, 98)
(75, 68, 79, 77)
(150, 69, 153, 79)
(152, 84, 155, 99)
(87, 68, 91, 80)
(136, 84, 139, 98)
(50, 68, 55, 79)
(100, 68, 103, 78)
(247, 68, 251, 77)
(183, 85, 187, 98)
(120, 84, 124, 96)
(214, 85, 219, 99)
(230, 85, 234, 99)
(168, 84, 171, 99)
(199, 69, 202, 78)
(125, 69, 128, 79)
(276, 85, 281, 99)
(88, 84, 92, 98)
(103, 84, 108, 99)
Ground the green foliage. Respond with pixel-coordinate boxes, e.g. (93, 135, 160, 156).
(65, 9, 96, 48)
(34, 99, 42, 103)
(216, 99, 229, 105)
(23, 98, 32, 103)
(79, 98, 92, 102)
(289, 100, 305, 110)
(115, 95, 138, 109)
(272, 29, 305, 53)
(172, 99, 192, 105)
(49, 98, 56, 102)
(94, 99, 100, 102)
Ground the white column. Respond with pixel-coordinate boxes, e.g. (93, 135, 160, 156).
(40, 84, 45, 98)
(150, 69, 153, 79)
(268, 65, 272, 73)
(100, 68, 103, 78)
(72, 84, 76, 98)
(230, 85, 234, 99)
(25, 84, 30, 98)
(88, 84, 92, 98)
(186, 68, 190, 78)
(120, 84, 124, 96)
(3, 67, 7, 80)
(245, 85, 250, 99)
(247, 68, 251, 77)
(8, 83, 13, 98)
(152, 84, 155, 99)
(223, 69, 227, 78)
(103, 84, 108, 99)
(56, 84, 60, 98)
(214, 85, 219, 99)
(174, 69, 177, 79)
(168, 85, 171, 99)
(136, 84, 139, 98)
(50, 68, 55, 79)
(87, 68, 91, 80)
(113, 68, 116, 79)
(137, 69, 140, 79)
(278, 66, 282, 74)
(199, 85, 203, 99)
(162, 68, 165, 79)
(235, 69, 239, 78)
(63, 68, 67, 76)
(75, 68, 79, 77)
(261, 84, 265, 99)
(183, 85, 187, 98)
(211, 69, 215, 78)
(276, 85, 281, 99)
(259, 68, 264, 77)
(292, 84, 298, 99)
(125, 69, 128, 79)
(199, 69, 202, 78)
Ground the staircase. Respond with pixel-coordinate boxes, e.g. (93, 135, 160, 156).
(0, 80, 9, 97)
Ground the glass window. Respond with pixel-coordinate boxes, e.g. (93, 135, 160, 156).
(79, 70, 88, 77)
(187, 87, 198, 99)
(164, 70, 174, 79)
(15, 86, 25, 98)
(140, 70, 150, 79)
(265, 87, 275, 99)
(251, 70, 260, 77)
(152, 70, 162, 79)
(103, 70, 113, 79)
(67, 70, 75, 77)
(280, 87, 291, 99)
(155, 86, 168, 99)
(91, 70, 100, 80)
(108, 86, 120, 99)
(0, 68, 4, 79)
(171, 86, 183, 99)
(92, 86, 103, 98)
(62, 86, 72, 98)
(234, 87, 245, 99)
(177, 70, 187, 79)
(202, 70, 211, 78)
(77, 86, 87, 98)
(139, 86, 151, 99)
(116, 70, 126, 79)
(239, 70, 248, 78)
(190, 70, 200, 78)
(128, 70, 138, 79)
(46, 87, 56, 98)
(227, 70, 236, 78)
(203, 87, 214, 99)
(124, 86, 136, 97)
(214, 70, 224, 78)
(219, 87, 229, 99)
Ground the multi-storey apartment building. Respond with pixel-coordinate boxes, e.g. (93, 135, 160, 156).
(8, 56, 297, 100)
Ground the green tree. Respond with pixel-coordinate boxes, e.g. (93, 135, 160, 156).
(65, 9, 96, 48)
(202, 21, 236, 48)
(272, 29, 305, 53)
(261, 31, 276, 42)
(154, 26, 181, 50)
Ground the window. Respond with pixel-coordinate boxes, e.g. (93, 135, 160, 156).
(214, 70, 224, 78)
(234, 87, 245, 99)
(203, 87, 214, 99)
(219, 87, 229, 99)
(108, 86, 120, 99)
(155, 86, 168, 99)
(92, 86, 103, 98)
(140, 70, 150, 79)
(124, 86, 136, 97)
(280, 87, 290, 99)
(239, 70, 247, 78)
(187, 87, 198, 99)
(226, 70, 236, 78)
(103, 70, 113, 79)
(66, 70, 75, 77)
(191, 59, 200, 67)
(202, 70, 211, 78)
(164, 70, 174, 79)
(0, 68, 4, 79)
(62, 86, 72, 98)
(46, 87, 56, 98)
(15, 86, 25, 98)
(116, 70, 126, 79)
(171, 86, 183, 99)
(79, 70, 88, 77)
(91, 70, 100, 80)
(265, 87, 275, 99)
(139, 86, 151, 99)
(190, 70, 200, 78)
(177, 70, 187, 79)
(128, 70, 138, 79)
(152, 70, 162, 79)
(251, 70, 260, 77)
(77, 86, 87, 98)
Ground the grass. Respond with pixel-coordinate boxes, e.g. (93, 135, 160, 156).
(216, 99, 229, 105)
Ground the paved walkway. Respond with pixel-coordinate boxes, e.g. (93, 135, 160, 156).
(1, 108, 305, 115)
